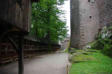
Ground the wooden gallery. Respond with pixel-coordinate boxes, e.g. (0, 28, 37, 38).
(0, 0, 39, 74)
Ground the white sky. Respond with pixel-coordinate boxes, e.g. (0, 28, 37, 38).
(58, 0, 71, 35)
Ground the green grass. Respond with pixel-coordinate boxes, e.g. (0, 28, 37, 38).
(69, 50, 112, 74)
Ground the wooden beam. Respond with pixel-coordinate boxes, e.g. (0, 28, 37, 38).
(7, 36, 18, 52)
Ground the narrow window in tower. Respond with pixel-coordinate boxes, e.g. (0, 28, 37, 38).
(88, 0, 90, 2)
(89, 16, 92, 19)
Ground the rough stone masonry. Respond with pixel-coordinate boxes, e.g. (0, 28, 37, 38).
(70, 0, 112, 49)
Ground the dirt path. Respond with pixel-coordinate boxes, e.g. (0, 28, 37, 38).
(0, 53, 68, 74)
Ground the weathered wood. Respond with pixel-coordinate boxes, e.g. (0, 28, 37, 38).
(0, 0, 31, 32)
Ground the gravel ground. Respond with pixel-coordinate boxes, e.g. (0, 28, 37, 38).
(0, 53, 68, 74)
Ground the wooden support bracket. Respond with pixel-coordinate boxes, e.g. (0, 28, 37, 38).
(7, 36, 18, 52)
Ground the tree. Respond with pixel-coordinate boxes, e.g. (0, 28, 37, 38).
(30, 0, 67, 46)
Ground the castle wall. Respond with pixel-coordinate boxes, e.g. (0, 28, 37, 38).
(79, 0, 99, 47)
(70, 0, 80, 48)
(70, 0, 100, 48)
(96, 0, 112, 27)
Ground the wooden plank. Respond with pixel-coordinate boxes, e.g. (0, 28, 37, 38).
(0, 0, 31, 32)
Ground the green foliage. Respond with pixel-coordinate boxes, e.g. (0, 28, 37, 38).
(91, 26, 112, 56)
(30, 0, 67, 44)
(69, 50, 112, 74)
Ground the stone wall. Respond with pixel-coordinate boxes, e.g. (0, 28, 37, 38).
(71, 0, 112, 49)
(70, 0, 99, 48)
(70, 0, 80, 48)
(96, 0, 112, 27)
(79, 0, 99, 47)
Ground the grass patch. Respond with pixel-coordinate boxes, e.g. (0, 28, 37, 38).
(69, 50, 112, 74)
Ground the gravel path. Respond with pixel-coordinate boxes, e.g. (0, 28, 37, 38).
(0, 53, 68, 74)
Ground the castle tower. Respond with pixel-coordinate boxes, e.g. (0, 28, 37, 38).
(70, 0, 99, 49)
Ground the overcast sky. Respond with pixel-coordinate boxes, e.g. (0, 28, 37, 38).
(58, 0, 71, 35)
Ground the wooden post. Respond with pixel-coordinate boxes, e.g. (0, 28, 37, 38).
(18, 35, 24, 74)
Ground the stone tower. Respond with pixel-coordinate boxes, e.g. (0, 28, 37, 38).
(70, 0, 99, 49)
